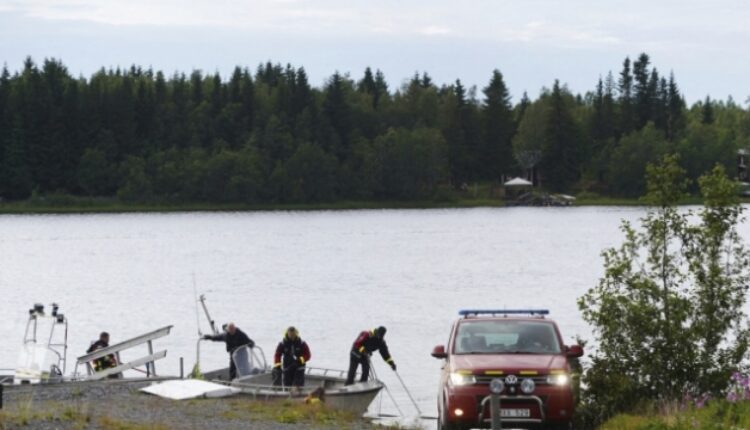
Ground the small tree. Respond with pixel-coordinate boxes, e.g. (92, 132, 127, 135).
(577, 155, 750, 426)
(682, 165, 750, 394)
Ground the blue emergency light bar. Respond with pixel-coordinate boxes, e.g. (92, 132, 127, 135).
(459, 309, 550, 317)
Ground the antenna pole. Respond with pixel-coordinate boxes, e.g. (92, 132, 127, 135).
(192, 273, 202, 337)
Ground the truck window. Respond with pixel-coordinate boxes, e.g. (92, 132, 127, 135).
(454, 320, 560, 354)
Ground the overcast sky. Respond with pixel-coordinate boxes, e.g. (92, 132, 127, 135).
(1, 0, 748, 104)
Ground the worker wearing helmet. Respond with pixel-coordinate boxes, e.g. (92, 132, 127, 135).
(345, 326, 396, 385)
(272, 326, 311, 388)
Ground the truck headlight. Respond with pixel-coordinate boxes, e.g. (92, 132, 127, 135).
(450, 372, 476, 386)
(547, 374, 570, 386)
(520, 378, 535, 394)
(489, 378, 505, 394)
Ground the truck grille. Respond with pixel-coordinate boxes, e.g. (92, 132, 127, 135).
(475, 375, 549, 385)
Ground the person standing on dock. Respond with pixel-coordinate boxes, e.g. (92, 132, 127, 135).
(345, 326, 396, 385)
(272, 326, 311, 388)
(203, 322, 255, 379)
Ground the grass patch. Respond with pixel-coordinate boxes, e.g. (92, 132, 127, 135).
(0, 399, 92, 428)
(0, 197, 506, 214)
(601, 400, 750, 429)
(97, 415, 170, 430)
(221, 398, 359, 426)
(3, 185, 749, 214)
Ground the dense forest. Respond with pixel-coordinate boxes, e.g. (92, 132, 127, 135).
(0, 54, 748, 204)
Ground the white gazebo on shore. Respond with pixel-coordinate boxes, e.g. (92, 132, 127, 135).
(503, 177, 533, 187)
(503, 177, 533, 200)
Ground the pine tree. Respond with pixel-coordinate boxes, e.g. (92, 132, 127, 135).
(322, 72, 353, 158)
(653, 77, 668, 131)
(443, 80, 467, 185)
(701, 96, 715, 124)
(373, 70, 388, 108)
(209, 73, 223, 114)
(633, 53, 653, 129)
(358, 67, 380, 109)
(240, 69, 255, 133)
(602, 72, 618, 138)
(420, 72, 432, 89)
(592, 77, 607, 140)
(666, 73, 685, 141)
(358, 67, 376, 94)
(541, 80, 581, 192)
(292, 67, 313, 118)
(618, 57, 635, 136)
(0, 65, 10, 186)
(190, 70, 203, 106)
(228, 67, 242, 104)
(481, 70, 515, 180)
(515, 91, 531, 123)
(135, 77, 155, 143)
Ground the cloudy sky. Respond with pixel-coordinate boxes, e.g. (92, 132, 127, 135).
(0, 0, 748, 103)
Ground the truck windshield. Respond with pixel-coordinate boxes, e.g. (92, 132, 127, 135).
(454, 320, 561, 354)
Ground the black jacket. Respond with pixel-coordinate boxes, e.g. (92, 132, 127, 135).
(207, 328, 254, 353)
(87, 340, 108, 353)
(87, 339, 116, 370)
(275, 337, 311, 368)
(351, 330, 392, 362)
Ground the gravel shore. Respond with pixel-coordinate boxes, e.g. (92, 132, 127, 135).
(0, 379, 388, 430)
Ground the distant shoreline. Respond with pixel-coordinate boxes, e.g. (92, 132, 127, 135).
(0, 196, 720, 214)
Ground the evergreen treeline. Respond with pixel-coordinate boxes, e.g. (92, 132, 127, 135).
(1, 54, 748, 203)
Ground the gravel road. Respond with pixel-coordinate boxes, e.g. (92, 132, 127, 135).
(0, 379, 388, 430)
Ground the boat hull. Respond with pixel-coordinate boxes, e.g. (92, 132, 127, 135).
(204, 367, 383, 416)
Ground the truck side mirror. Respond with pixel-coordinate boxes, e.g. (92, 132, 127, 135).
(431, 345, 447, 359)
(566, 344, 584, 358)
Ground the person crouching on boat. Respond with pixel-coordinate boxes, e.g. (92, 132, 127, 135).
(202, 322, 255, 380)
(345, 326, 396, 385)
(272, 326, 311, 389)
(87, 331, 120, 378)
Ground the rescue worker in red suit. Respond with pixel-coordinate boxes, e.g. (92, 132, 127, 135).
(345, 326, 396, 385)
(272, 326, 311, 387)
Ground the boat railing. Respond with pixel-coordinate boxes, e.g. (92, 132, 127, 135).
(229, 371, 379, 400)
(1, 369, 15, 385)
(303, 366, 349, 380)
(13, 303, 69, 384)
(231, 344, 268, 377)
(225, 365, 377, 397)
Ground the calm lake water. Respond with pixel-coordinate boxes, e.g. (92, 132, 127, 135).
(2, 207, 748, 418)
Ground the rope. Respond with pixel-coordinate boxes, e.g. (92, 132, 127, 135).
(394, 370, 423, 416)
(368, 356, 403, 416)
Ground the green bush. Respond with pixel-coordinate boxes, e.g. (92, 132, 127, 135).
(578, 156, 750, 426)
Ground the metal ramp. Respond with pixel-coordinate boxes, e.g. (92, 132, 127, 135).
(74, 325, 172, 381)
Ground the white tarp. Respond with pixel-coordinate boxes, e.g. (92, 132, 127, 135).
(140, 379, 240, 400)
